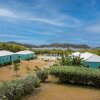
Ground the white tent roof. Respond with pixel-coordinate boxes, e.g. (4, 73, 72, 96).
(16, 50, 34, 55)
(0, 50, 15, 57)
(81, 52, 100, 62)
(86, 54, 100, 62)
(71, 52, 81, 56)
(80, 52, 93, 60)
(71, 52, 100, 62)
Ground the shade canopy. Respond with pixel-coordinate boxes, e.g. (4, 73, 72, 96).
(71, 52, 100, 62)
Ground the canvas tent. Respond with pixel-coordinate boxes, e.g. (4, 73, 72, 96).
(81, 52, 100, 68)
(0, 50, 18, 64)
(71, 52, 100, 68)
(16, 50, 35, 60)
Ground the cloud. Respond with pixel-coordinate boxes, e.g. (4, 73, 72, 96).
(25, 29, 54, 35)
(0, 34, 35, 39)
(0, 7, 82, 28)
(21, 13, 82, 28)
(86, 24, 100, 33)
(0, 8, 17, 18)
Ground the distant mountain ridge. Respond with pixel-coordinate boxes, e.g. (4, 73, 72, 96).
(39, 43, 90, 49)
(7, 41, 91, 49)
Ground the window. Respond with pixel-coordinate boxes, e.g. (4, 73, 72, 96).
(7, 57, 9, 60)
(98, 66, 100, 68)
(10, 56, 12, 60)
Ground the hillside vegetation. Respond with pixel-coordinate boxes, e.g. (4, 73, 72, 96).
(79, 49, 100, 56)
(0, 42, 26, 52)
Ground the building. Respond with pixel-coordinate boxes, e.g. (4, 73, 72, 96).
(0, 50, 18, 64)
(16, 50, 35, 60)
(81, 52, 100, 68)
(71, 52, 100, 68)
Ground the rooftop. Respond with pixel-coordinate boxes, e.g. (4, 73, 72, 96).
(0, 50, 15, 57)
(16, 50, 34, 55)
(71, 52, 100, 62)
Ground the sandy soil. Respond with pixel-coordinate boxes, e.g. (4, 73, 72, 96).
(23, 82, 100, 100)
(1, 59, 100, 100)
(0, 59, 54, 81)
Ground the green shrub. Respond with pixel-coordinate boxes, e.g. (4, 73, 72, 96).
(0, 59, 20, 67)
(14, 59, 20, 63)
(36, 70, 48, 82)
(26, 58, 34, 61)
(32, 76, 41, 87)
(0, 61, 12, 67)
(50, 66, 100, 88)
(0, 74, 40, 100)
(60, 55, 84, 67)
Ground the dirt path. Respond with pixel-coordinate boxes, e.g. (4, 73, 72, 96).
(24, 83, 100, 100)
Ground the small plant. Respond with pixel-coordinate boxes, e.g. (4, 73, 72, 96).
(13, 62, 20, 76)
(14, 59, 20, 63)
(52, 63, 59, 66)
(34, 66, 41, 71)
(36, 69, 48, 82)
(0, 74, 40, 100)
(26, 67, 31, 73)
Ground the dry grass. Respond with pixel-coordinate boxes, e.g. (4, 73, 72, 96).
(1, 59, 100, 100)
(0, 59, 54, 81)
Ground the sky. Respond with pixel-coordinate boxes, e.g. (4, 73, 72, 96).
(0, 0, 100, 47)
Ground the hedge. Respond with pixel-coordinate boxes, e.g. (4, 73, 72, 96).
(50, 66, 100, 88)
(0, 74, 40, 100)
(36, 69, 48, 82)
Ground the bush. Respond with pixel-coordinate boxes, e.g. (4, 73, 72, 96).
(14, 59, 20, 63)
(0, 74, 40, 100)
(50, 66, 100, 88)
(0, 61, 12, 67)
(26, 58, 34, 61)
(0, 59, 20, 67)
(60, 55, 84, 67)
(36, 69, 48, 82)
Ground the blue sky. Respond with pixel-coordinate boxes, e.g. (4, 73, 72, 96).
(0, 0, 100, 46)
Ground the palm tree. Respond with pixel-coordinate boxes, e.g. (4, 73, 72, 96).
(71, 56, 84, 67)
(60, 55, 72, 66)
(60, 55, 84, 67)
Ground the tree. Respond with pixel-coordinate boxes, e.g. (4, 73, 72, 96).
(60, 55, 72, 66)
(71, 56, 84, 66)
(59, 55, 84, 67)
(13, 63, 20, 76)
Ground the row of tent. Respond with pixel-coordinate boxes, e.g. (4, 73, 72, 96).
(0, 50, 35, 64)
(71, 52, 100, 68)
(38, 54, 61, 61)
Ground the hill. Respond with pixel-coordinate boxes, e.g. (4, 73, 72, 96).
(39, 43, 90, 49)
(7, 41, 91, 49)
(0, 42, 26, 52)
